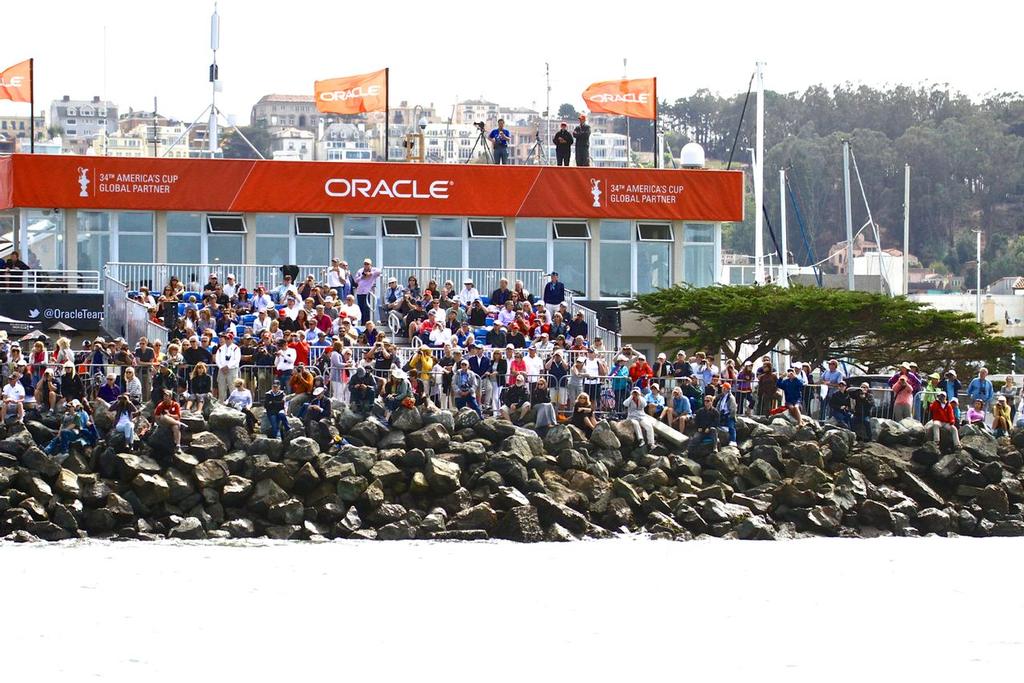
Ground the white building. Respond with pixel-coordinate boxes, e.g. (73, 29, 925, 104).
(50, 95, 118, 154)
(456, 99, 499, 125)
(318, 123, 372, 162)
(89, 123, 200, 158)
(270, 127, 314, 161)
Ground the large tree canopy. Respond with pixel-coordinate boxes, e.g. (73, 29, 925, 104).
(625, 284, 1022, 374)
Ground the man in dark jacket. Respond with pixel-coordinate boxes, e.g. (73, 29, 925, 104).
(490, 279, 512, 307)
(567, 312, 588, 340)
(553, 122, 573, 166)
(693, 395, 721, 451)
(485, 322, 508, 349)
(542, 272, 566, 320)
(851, 382, 876, 441)
(572, 114, 591, 167)
(828, 381, 853, 429)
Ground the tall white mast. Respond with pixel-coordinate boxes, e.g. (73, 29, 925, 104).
(754, 62, 765, 284)
(208, 3, 220, 156)
(903, 164, 910, 295)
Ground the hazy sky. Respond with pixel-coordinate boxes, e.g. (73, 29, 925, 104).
(1, 0, 1018, 123)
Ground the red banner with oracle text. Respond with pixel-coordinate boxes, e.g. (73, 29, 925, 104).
(0, 155, 744, 222)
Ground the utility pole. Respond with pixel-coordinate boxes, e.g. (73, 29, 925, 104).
(545, 62, 551, 166)
(975, 229, 983, 322)
(903, 164, 910, 296)
(753, 61, 765, 284)
(779, 167, 788, 287)
(843, 140, 855, 291)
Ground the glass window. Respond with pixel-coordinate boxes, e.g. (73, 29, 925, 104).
(430, 239, 462, 268)
(383, 238, 418, 266)
(295, 216, 332, 235)
(345, 216, 376, 236)
(516, 240, 547, 271)
(468, 219, 505, 237)
(516, 218, 547, 240)
(600, 242, 631, 298)
(553, 240, 587, 295)
(296, 236, 330, 266)
(686, 224, 714, 243)
(207, 234, 243, 265)
(469, 239, 502, 269)
(118, 233, 154, 263)
(601, 220, 630, 241)
(382, 218, 420, 236)
(24, 210, 64, 270)
(167, 234, 201, 264)
(553, 221, 590, 239)
(255, 214, 290, 235)
(344, 237, 376, 268)
(207, 215, 246, 233)
(78, 211, 110, 271)
(684, 244, 715, 288)
(637, 222, 673, 241)
(118, 212, 153, 233)
(430, 217, 461, 238)
(637, 242, 671, 294)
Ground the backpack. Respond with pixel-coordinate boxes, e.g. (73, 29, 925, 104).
(600, 387, 616, 411)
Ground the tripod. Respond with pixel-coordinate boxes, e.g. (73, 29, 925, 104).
(525, 130, 547, 165)
(464, 125, 494, 164)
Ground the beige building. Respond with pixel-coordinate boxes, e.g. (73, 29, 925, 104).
(89, 123, 200, 158)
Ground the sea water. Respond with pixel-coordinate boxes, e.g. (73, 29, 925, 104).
(2, 537, 1021, 681)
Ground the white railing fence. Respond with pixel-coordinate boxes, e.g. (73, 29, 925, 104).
(104, 272, 168, 344)
(4, 269, 101, 292)
(381, 267, 546, 302)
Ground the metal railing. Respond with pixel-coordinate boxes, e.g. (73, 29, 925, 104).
(0, 269, 102, 292)
(106, 262, 329, 295)
(381, 267, 546, 303)
(564, 290, 622, 352)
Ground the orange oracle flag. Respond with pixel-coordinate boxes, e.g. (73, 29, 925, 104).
(581, 77, 656, 119)
(314, 69, 387, 114)
(0, 59, 31, 103)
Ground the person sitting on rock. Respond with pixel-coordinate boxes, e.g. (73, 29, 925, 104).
(926, 391, 961, 449)
(571, 392, 596, 437)
(263, 380, 288, 438)
(44, 399, 85, 456)
(153, 389, 185, 452)
(530, 376, 556, 432)
(288, 363, 315, 415)
(453, 359, 482, 418)
(383, 367, 413, 419)
(966, 399, 988, 429)
(993, 395, 1012, 438)
(347, 367, 377, 417)
(302, 386, 332, 434)
(668, 386, 691, 433)
(693, 394, 721, 452)
(2, 371, 26, 423)
(851, 382, 876, 441)
(828, 380, 853, 430)
(626, 386, 655, 451)
(111, 394, 139, 449)
(34, 368, 60, 415)
(776, 367, 805, 422)
(226, 377, 256, 434)
(185, 362, 212, 414)
(500, 373, 531, 423)
(98, 372, 122, 404)
(717, 382, 738, 446)
(58, 361, 85, 412)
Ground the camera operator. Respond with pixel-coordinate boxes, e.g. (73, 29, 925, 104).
(553, 122, 573, 167)
(489, 118, 511, 165)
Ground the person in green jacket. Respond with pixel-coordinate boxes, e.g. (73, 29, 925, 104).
(921, 372, 941, 422)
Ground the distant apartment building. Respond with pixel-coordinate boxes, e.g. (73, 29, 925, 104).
(251, 94, 323, 133)
(498, 106, 540, 127)
(456, 98, 499, 125)
(270, 127, 314, 161)
(89, 123, 200, 158)
(389, 100, 436, 127)
(50, 95, 118, 154)
(319, 123, 372, 162)
(0, 114, 46, 141)
(118, 109, 172, 135)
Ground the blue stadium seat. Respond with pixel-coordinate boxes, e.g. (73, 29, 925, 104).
(480, 296, 490, 306)
(177, 303, 186, 316)
(183, 291, 202, 303)
(241, 314, 256, 326)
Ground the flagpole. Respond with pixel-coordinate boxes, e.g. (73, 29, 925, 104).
(653, 77, 658, 169)
(29, 58, 35, 154)
(384, 67, 389, 162)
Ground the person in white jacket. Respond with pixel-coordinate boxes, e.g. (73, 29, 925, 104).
(458, 279, 481, 306)
(214, 333, 241, 399)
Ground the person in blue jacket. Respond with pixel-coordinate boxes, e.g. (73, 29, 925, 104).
(966, 367, 994, 412)
(542, 272, 565, 321)
(777, 366, 805, 422)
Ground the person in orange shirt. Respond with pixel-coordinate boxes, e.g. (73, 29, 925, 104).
(926, 391, 961, 448)
(288, 332, 310, 367)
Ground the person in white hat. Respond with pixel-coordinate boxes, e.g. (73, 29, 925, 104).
(384, 366, 412, 414)
(222, 273, 238, 298)
(458, 279, 481, 307)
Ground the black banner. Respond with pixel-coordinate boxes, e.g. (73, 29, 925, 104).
(0, 293, 104, 332)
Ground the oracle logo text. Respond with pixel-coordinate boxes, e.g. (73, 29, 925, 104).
(0, 76, 24, 88)
(324, 178, 452, 200)
(318, 85, 381, 101)
(588, 93, 650, 104)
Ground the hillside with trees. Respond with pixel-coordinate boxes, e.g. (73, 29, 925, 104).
(658, 85, 1024, 285)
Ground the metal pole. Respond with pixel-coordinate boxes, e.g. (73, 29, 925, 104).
(903, 163, 910, 296)
(779, 167, 788, 288)
(976, 229, 982, 322)
(29, 58, 34, 154)
(384, 68, 390, 162)
(545, 62, 551, 166)
(754, 61, 765, 284)
(843, 140, 854, 291)
(653, 77, 659, 169)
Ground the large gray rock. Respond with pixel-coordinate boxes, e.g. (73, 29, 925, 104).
(193, 459, 230, 489)
(113, 452, 162, 480)
(697, 499, 752, 525)
(494, 505, 543, 542)
(542, 425, 574, 454)
(407, 423, 450, 451)
(285, 437, 319, 463)
(186, 431, 227, 461)
(425, 457, 461, 494)
(168, 517, 207, 540)
(389, 406, 424, 432)
(368, 460, 404, 488)
(132, 473, 170, 506)
(221, 476, 255, 505)
(590, 421, 622, 450)
(208, 405, 247, 431)
(451, 503, 498, 532)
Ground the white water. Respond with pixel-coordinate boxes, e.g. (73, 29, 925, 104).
(2, 537, 1022, 681)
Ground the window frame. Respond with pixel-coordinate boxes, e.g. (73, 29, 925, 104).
(206, 214, 248, 234)
(381, 217, 421, 237)
(552, 220, 590, 239)
(637, 222, 674, 242)
(468, 218, 506, 238)
(294, 214, 334, 236)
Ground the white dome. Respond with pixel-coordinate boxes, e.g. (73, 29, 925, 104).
(680, 142, 706, 168)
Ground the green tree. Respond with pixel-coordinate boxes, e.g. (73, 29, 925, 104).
(624, 284, 1022, 374)
(221, 124, 272, 159)
(557, 103, 578, 120)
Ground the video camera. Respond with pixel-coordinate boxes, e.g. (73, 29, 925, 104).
(474, 121, 486, 132)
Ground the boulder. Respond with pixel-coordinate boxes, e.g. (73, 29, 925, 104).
(389, 406, 424, 432)
(168, 517, 207, 540)
(285, 436, 319, 463)
(453, 408, 481, 430)
(186, 431, 227, 461)
(451, 503, 498, 532)
(494, 506, 543, 542)
(406, 423, 450, 451)
(208, 405, 247, 431)
(590, 421, 622, 450)
(221, 476, 255, 505)
(193, 459, 230, 489)
(54, 469, 81, 498)
(697, 499, 752, 525)
(425, 457, 461, 494)
(368, 460, 404, 488)
(132, 473, 171, 506)
(248, 478, 290, 515)
(377, 519, 418, 540)
(976, 484, 1009, 515)
(113, 452, 162, 480)
(858, 500, 895, 530)
(734, 516, 776, 540)
(915, 508, 951, 535)
(19, 448, 61, 478)
(542, 425, 574, 454)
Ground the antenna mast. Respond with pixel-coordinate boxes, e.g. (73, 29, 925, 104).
(208, 2, 220, 156)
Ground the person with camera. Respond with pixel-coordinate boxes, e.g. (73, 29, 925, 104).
(553, 122, 573, 166)
(489, 118, 511, 165)
(573, 114, 592, 167)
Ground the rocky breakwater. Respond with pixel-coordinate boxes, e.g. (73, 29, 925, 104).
(3, 399, 1024, 543)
